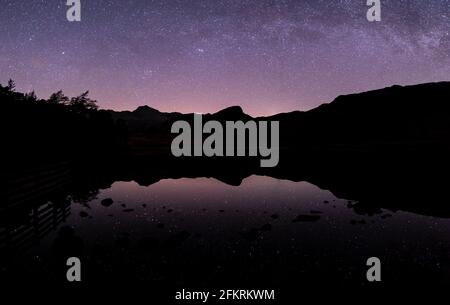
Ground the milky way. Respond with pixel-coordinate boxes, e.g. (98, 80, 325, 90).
(0, 0, 448, 115)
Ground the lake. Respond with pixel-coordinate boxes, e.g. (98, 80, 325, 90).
(2, 173, 450, 292)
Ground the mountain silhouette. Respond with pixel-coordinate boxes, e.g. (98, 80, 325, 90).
(208, 105, 252, 121)
(2, 80, 449, 162)
(108, 105, 182, 133)
(273, 82, 450, 147)
(106, 81, 450, 152)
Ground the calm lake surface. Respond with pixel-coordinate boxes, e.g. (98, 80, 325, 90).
(2, 175, 450, 288)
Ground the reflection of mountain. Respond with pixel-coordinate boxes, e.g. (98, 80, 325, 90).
(2, 151, 449, 240)
(115, 154, 450, 218)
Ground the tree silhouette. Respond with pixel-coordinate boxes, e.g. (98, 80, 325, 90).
(1, 80, 128, 162)
(69, 91, 99, 113)
(6, 79, 16, 92)
(24, 91, 38, 102)
(48, 90, 69, 105)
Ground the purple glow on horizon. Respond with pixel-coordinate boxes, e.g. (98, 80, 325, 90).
(0, 0, 448, 116)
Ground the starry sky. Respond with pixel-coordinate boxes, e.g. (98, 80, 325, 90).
(0, 0, 449, 115)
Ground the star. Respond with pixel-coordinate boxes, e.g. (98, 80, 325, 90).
(0, 0, 447, 115)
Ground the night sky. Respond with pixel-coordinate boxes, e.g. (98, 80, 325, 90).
(0, 0, 448, 115)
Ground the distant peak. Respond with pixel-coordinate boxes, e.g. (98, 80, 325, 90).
(134, 105, 160, 113)
(216, 106, 244, 115)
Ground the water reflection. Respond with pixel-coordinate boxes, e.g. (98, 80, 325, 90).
(1, 171, 450, 288)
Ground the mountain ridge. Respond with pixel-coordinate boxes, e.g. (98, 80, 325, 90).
(109, 81, 450, 147)
(110, 81, 450, 120)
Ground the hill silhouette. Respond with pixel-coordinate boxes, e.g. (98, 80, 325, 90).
(106, 81, 450, 155)
(2, 80, 449, 161)
(273, 82, 450, 147)
(3, 80, 449, 163)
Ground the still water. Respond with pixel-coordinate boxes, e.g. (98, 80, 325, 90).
(1, 175, 450, 288)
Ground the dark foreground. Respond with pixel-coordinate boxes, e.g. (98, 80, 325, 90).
(1, 149, 450, 301)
